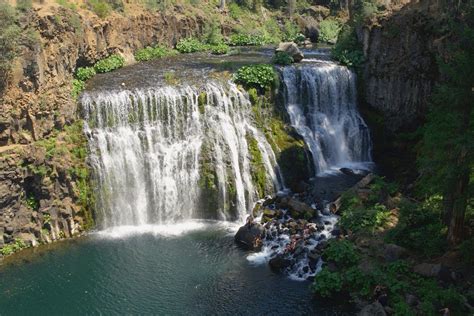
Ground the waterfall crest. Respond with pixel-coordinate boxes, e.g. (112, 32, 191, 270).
(81, 82, 283, 228)
(280, 62, 372, 175)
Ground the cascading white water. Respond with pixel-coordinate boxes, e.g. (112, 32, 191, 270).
(280, 62, 372, 175)
(81, 81, 283, 229)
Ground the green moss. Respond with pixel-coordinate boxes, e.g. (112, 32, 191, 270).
(198, 92, 207, 114)
(246, 134, 267, 198)
(198, 143, 219, 216)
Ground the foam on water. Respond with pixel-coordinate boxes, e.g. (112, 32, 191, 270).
(95, 220, 241, 239)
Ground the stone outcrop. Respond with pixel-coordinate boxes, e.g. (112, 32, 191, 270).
(276, 42, 304, 62)
(359, 0, 449, 131)
(0, 6, 206, 146)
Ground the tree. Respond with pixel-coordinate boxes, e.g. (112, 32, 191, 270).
(418, 7, 474, 246)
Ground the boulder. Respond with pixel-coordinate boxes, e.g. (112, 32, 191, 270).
(340, 167, 355, 176)
(287, 198, 314, 216)
(269, 254, 291, 272)
(383, 244, 408, 262)
(413, 263, 453, 282)
(276, 42, 304, 62)
(358, 302, 387, 316)
(304, 5, 330, 20)
(234, 223, 264, 251)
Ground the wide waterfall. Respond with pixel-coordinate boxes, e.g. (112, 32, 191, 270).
(280, 62, 372, 175)
(81, 81, 283, 228)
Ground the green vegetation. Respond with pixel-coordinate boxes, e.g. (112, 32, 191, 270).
(94, 54, 125, 73)
(246, 134, 267, 198)
(210, 43, 229, 55)
(233, 64, 276, 90)
(88, 0, 112, 18)
(228, 33, 267, 46)
(1, 239, 27, 256)
(72, 54, 125, 98)
(312, 257, 464, 314)
(0, 3, 21, 93)
(416, 9, 474, 246)
(332, 26, 365, 68)
(75, 67, 96, 81)
(134, 45, 177, 61)
(281, 21, 304, 43)
(176, 38, 208, 53)
(272, 51, 293, 65)
(26, 194, 39, 210)
(319, 19, 341, 43)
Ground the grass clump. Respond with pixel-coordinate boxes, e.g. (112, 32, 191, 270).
(233, 64, 276, 90)
(134, 45, 177, 61)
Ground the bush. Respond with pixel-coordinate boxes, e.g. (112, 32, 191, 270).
(94, 54, 125, 73)
(134, 45, 177, 61)
(332, 26, 365, 68)
(322, 239, 360, 267)
(311, 268, 344, 297)
(16, 0, 32, 11)
(75, 66, 96, 81)
(460, 238, 474, 264)
(202, 22, 223, 46)
(319, 19, 341, 43)
(176, 38, 208, 53)
(233, 64, 276, 90)
(340, 201, 392, 234)
(385, 197, 447, 257)
(88, 0, 112, 18)
(210, 43, 229, 55)
(72, 79, 85, 98)
(1, 239, 27, 256)
(354, 0, 379, 22)
(228, 33, 266, 46)
(272, 51, 294, 65)
(0, 3, 21, 92)
(282, 21, 299, 42)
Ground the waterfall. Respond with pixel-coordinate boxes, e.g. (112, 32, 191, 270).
(81, 81, 283, 228)
(280, 62, 372, 175)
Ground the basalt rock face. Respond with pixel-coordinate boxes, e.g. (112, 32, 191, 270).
(359, 1, 447, 132)
(0, 6, 206, 146)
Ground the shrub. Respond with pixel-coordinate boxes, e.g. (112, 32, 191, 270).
(176, 38, 207, 53)
(282, 21, 299, 42)
(1, 239, 27, 256)
(311, 268, 344, 298)
(228, 2, 243, 19)
(354, 0, 379, 22)
(272, 51, 293, 65)
(72, 79, 85, 98)
(75, 66, 96, 81)
(233, 64, 276, 90)
(88, 0, 112, 18)
(322, 239, 359, 267)
(202, 22, 223, 46)
(460, 238, 474, 264)
(134, 45, 177, 61)
(16, 0, 32, 11)
(94, 54, 125, 73)
(319, 19, 341, 43)
(0, 3, 21, 92)
(332, 26, 365, 68)
(228, 33, 266, 46)
(340, 202, 392, 234)
(210, 43, 229, 55)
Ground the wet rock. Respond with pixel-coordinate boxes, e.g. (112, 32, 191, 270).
(358, 302, 387, 316)
(405, 293, 419, 307)
(308, 251, 320, 262)
(340, 167, 355, 176)
(383, 244, 408, 262)
(413, 263, 453, 282)
(234, 223, 264, 251)
(269, 255, 291, 272)
(275, 42, 304, 62)
(331, 228, 341, 237)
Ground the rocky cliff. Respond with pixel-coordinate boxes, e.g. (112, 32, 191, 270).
(0, 4, 208, 254)
(359, 0, 448, 132)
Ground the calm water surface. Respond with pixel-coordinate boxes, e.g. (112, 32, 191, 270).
(0, 223, 351, 315)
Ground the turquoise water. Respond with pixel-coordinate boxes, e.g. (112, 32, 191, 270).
(0, 223, 350, 315)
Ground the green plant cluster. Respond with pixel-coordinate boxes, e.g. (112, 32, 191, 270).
(87, 0, 112, 18)
(312, 246, 464, 314)
(318, 18, 342, 43)
(72, 54, 125, 98)
(26, 194, 39, 210)
(134, 45, 177, 61)
(246, 134, 267, 198)
(176, 38, 208, 53)
(281, 21, 304, 43)
(0, 3, 21, 93)
(272, 51, 293, 65)
(332, 26, 365, 68)
(1, 239, 27, 256)
(233, 64, 276, 90)
(228, 33, 267, 46)
(93, 54, 125, 73)
(210, 43, 229, 55)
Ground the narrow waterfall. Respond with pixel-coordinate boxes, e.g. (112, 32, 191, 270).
(280, 62, 372, 175)
(81, 81, 283, 228)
